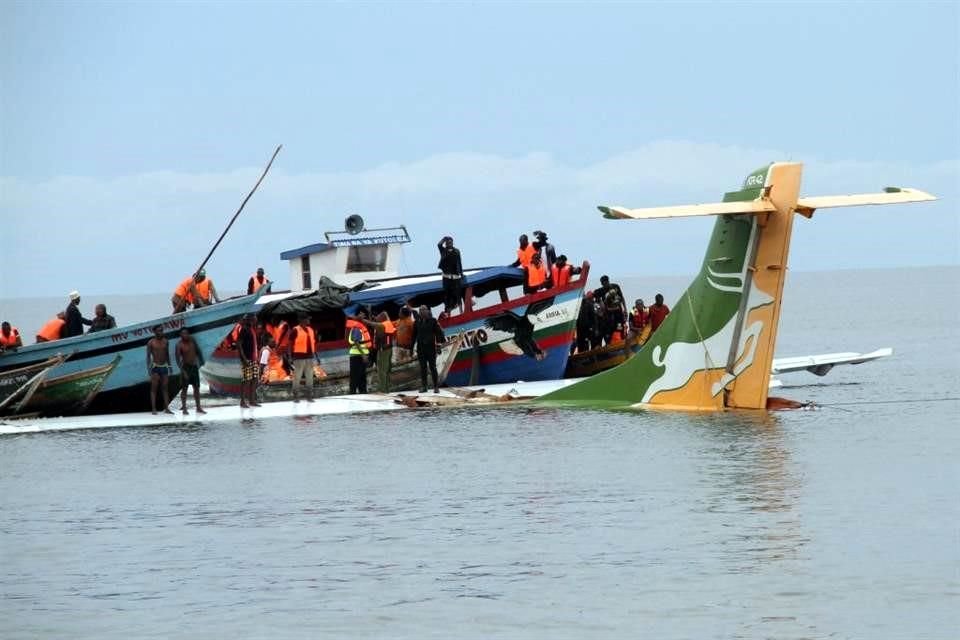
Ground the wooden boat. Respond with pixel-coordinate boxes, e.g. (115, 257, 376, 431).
(204, 264, 589, 396)
(15, 356, 121, 417)
(0, 354, 69, 413)
(0, 291, 265, 414)
(564, 327, 649, 378)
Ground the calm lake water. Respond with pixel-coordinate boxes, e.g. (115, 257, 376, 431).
(1, 267, 958, 639)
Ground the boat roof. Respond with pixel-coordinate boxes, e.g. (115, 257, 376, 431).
(257, 265, 525, 314)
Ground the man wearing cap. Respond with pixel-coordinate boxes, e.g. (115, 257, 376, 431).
(248, 267, 269, 295)
(64, 291, 92, 338)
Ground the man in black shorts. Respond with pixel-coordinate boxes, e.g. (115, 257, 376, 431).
(175, 327, 206, 415)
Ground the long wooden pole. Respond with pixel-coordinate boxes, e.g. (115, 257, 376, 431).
(195, 144, 283, 276)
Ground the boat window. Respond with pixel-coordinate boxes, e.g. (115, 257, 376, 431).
(301, 255, 312, 289)
(347, 245, 388, 272)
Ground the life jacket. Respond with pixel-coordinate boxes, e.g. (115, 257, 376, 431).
(250, 274, 268, 294)
(348, 326, 369, 356)
(395, 316, 414, 349)
(272, 321, 291, 349)
(610, 328, 624, 343)
(630, 308, 648, 329)
(345, 319, 372, 347)
(527, 262, 547, 289)
(37, 317, 65, 342)
(0, 327, 20, 347)
(551, 264, 572, 288)
(194, 278, 213, 304)
(174, 276, 196, 304)
(516, 244, 536, 268)
(228, 323, 242, 346)
(380, 319, 396, 348)
(291, 325, 316, 357)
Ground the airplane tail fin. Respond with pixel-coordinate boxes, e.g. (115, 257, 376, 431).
(539, 162, 935, 410)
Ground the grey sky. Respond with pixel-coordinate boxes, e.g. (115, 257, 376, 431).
(2, 2, 957, 298)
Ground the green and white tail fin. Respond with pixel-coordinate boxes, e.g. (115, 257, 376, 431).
(540, 162, 935, 411)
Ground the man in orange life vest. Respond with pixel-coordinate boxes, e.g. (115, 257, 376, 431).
(248, 267, 269, 295)
(288, 314, 319, 402)
(353, 311, 397, 392)
(649, 293, 671, 333)
(523, 252, 549, 295)
(0, 322, 23, 352)
(510, 234, 536, 269)
(36, 312, 66, 343)
(172, 269, 220, 313)
(549, 255, 581, 289)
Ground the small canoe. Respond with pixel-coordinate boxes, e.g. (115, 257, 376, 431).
(0, 354, 69, 412)
(17, 356, 121, 417)
(564, 328, 649, 378)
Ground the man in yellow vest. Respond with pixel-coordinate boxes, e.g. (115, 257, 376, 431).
(352, 311, 397, 393)
(346, 315, 370, 394)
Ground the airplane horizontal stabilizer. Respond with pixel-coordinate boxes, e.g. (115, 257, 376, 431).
(795, 188, 936, 216)
(599, 200, 777, 220)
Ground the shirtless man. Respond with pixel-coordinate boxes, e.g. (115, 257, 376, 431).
(175, 328, 206, 415)
(146, 325, 174, 414)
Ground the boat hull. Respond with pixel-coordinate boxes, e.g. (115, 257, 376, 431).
(21, 356, 120, 417)
(0, 294, 262, 414)
(203, 284, 584, 395)
(564, 328, 648, 378)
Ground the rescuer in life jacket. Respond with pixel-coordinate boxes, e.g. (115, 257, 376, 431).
(352, 311, 397, 393)
(0, 321, 23, 352)
(248, 267, 269, 295)
(172, 269, 221, 313)
(36, 312, 66, 343)
(510, 234, 536, 269)
(549, 254, 581, 289)
(523, 252, 549, 295)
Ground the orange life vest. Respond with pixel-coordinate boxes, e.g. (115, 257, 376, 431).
(610, 329, 624, 343)
(272, 321, 290, 348)
(0, 327, 20, 347)
(527, 262, 547, 288)
(395, 316, 414, 349)
(249, 273, 268, 294)
(194, 278, 213, 304)
(174, 276, 196, 304)
(291, 325, 316, 356)
(516, 245, 536, 268)
(37, 317, 65, 342)
(345, 319, 372, 346)
(551, 264, 572, 288)
(382, 319, 396, 347)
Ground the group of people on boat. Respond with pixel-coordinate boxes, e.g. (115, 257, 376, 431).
(0, 291, 117, 352)
(574, 276, 671, 353)
(509, 230, 581, 295)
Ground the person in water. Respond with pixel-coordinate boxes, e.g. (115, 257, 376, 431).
(146, 325, 174, 414)
(175, 327, 206, 415)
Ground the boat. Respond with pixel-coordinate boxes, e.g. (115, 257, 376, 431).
(0, 292, 265, 414)
(564, 327, 649, 378)
(0, 354, 69, 412)
(203, 265, 589, 396)
(12, 356, 122, 417)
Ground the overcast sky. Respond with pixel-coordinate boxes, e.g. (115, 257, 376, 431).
(2, 2, 957, 299)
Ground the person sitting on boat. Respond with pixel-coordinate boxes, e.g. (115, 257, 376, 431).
(549, 255, 581, 289)
(510, 234, 536, 269)
(171, 269, 220, 313)
(532, 230, 557, 286)
(437, 236, 464, 315)
(36, 312, 66, 343)
(64, 291, 93, 338)
(248, 267, 269, 295)
(146, 325, 174, 415)
(0, 321, 23, 352)
(629, 299, 648, 337)
(649, 293, 671, 333)
(523, 253, 549, 295)
(412, 305, 445, 394)
(175, 327, 206, 415)
(87, 304, 117, 333)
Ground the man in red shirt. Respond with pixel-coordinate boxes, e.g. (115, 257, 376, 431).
(649, 293, 671, 333)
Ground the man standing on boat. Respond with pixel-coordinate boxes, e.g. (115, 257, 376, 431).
(172, 270, 220, 313)
(288, 314, 318, 402)
(146, 325, 174, 415)
(510, 234, 536, 269)
(248, 267, 269, 295)
(413, 305, 445, 394)
(175, 328, 206, 415)
(437, 236, 464, 315)
(237, 314, 260, 408)
(87, 304, 117, 333)
(352, 312, 397, 393)
(64, 291, 92, 338)
(649, 293, 671, 333)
